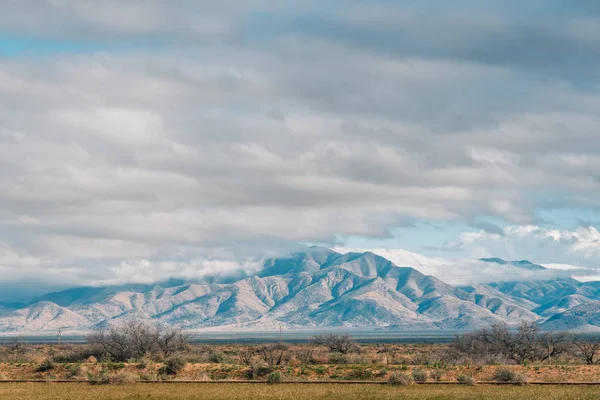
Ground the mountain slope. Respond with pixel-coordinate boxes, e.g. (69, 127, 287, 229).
(0, 249, 598, 332)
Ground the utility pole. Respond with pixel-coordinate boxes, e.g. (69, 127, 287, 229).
(279, 324, 282, 346)
(57, 327, 62, 345)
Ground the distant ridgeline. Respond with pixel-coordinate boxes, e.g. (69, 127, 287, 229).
(0, 248, 598, 333)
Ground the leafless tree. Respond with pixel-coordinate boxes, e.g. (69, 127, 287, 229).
(258, 343, 290, 366)
(377, 343, 396, 365)
(156, 327, 190, 357)
(7, 336, 26, 354)
(238, 348, 255, 366)
(538, 331, 570, 362)
(572, 335, 600, 365)
(313, 333, 356, 354)
(295, 348, 314, 365)
(454, 322, 571, 365)
(87, 320, 189, 361)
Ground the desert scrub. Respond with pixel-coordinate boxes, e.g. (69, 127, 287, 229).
(492, 367, 527, 384)
(159, 357, 186, 376)
(89, 371, 139, 385)
(430, 368, 444, 381)
(36, 358, 55, 372)
(102, 361, 125, 371)
(208, 352, 225, 363)
(328, 353, 348, 364)
(345, 368, 373, 380)
(388, 371, 413, 386)
(457, 374, 475, 385)
(411, 368, 428, 382)
(66, 364, 82, 379)
(267, 371, 283, 384)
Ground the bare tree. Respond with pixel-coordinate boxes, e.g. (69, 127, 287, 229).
(238, 348, 256, 366)
(87, 320, 189, 361)
(572, 335, 600, 365)
(295, 348, 314, 365)
(313, 333, 356, 354)
(539, 332, 570, 362)
(7, 336, 26, 354)
(258, 343, 290, 366)
(453, 322, 571, 365)
(156, 326, 190, 357)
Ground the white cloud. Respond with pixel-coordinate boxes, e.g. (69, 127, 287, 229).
(457, 226, 600, 269)
(1, 2, 600, 288)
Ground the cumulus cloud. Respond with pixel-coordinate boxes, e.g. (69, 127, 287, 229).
(1, 1, 600, 289)
(333, 246, 589, 286)
(456, 226, 600, 270)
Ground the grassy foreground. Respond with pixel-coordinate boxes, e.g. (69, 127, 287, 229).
(0, 383, 599, 400)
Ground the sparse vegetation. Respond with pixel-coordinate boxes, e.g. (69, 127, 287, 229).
(313, 333, 357, 354)
(411, 368, 428, 382)
(159, 357, 186, 376)
(388, 371, 413, 386)
(1, 383, 599, 400)
(0, 329, 599, 385)
(266, 371, 283, 384)
(492, 367, 527, 384)
(87, 320, 189, 362)
(457, 374, 475, 385)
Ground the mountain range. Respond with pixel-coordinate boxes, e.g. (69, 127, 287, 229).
(0, 248, 598, 333)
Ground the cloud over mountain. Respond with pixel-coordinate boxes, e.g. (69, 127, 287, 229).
(1, 1, 600, 288)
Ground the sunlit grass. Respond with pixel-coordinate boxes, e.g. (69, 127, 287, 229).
(0, 383, 599, 400)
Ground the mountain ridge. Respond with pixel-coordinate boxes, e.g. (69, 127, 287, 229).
(0, 248, 598, 333)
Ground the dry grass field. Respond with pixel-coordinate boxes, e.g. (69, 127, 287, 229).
(1, 383, 599, 400)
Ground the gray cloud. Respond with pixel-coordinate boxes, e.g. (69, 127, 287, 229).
(1, 2, 600, 287)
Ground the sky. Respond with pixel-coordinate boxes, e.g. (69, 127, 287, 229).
(1, 1, 600, 300)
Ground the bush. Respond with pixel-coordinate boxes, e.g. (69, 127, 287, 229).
(102, 361, 125, 371)
(457, 374, 475, 385)
(37, 359, 55, 372)
(346, 368, 373, 380)
(89, 371, 139, 385)
(267, 371, 283, 384)
(430, 368, 444, 381)
(159, 357, 186, 376)
(108, 371, 138, 385)
(87, 320, 189, 361)
(492, 367, 527, 384)
(329, 353, 348, 365)
(411, 368, 428, 383)
(313, 333, 356, 354)
(208, 352, 224, 363)
(66, 364, 82, 379)
(388, 371, 413, 386)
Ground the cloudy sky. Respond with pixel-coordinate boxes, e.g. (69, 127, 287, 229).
(1, 1, 600, 299)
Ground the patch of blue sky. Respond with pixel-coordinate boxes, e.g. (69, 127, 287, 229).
(0, 36, 153, 57)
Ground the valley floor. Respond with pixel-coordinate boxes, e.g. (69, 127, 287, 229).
(1, 383, 599, 400)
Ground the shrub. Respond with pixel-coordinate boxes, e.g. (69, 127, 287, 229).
(102, 361, 125, 371)
(492, 367, 527, 384)
(346, 368, 373, 380)
(388, 371, 413, 386)
(430, 368, 444, 381)
(258, 344, 290, 367)
(313, 333, 356, 354)
(457, 374, 475, 385)
(208, 352, 224, 363)
(411, 368, 428, 383)
(139, 372, 158, 381)
(159, 357, 186, 376)
(66, 364, 82, 379)
(108, 371, 138, 385)
(267, 371, 283, 384)
(329, 353, 348, 365)
(295, 349, 314, 365)
(37, 359, 55, 372)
